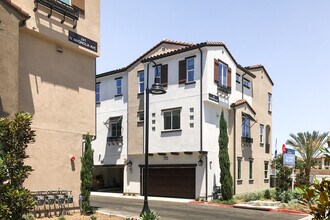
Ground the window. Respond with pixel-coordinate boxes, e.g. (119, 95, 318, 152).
(237, 158, 242, 180)
(138, 71, 144, 93)
(243, 78, 250, 88)
(163, 108, 181, 131)
(236, 74, 241, 83)
(104, 116, 122, 138)
(187, 58, 194, 82)
(115, 78, 122, 96)
(264, 161, 269, 179)
(249, 160, 253, 180)
(218, 63, 228, 87)
(242, 115, 250, 138)
(96, 83, 100, 103)
(137, 111, 144, 122)
(60, 0, 70, 4)
(154, 64, 168, 87)
(260, 124, 264, 143)
(268, 93, 272, 112)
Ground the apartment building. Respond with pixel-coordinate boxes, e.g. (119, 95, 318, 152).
(0, 0, 100, 199)
(94, 40, 273, 199)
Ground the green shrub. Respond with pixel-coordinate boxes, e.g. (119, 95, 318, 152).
(90, 215, 97, 220)
(213, 199, 236, 205)
(234, 191, 263, 202)
(274, 190, 282, 201)
(264, 189, 271, 199)
(22, 213, 35, 220)
(140, 210, 159, 220)
(282, 191, 291, 203)
(58, 215, 66, 220)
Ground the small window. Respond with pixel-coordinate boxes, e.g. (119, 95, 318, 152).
(187, 58, 195, 82)
(243, 78, 250, 88)
(60, 0, 70, 4)
(96, 83, 100, 103)
(163, 108, 181, 131)
(268, 93, 272, 112)
(190, 123, 194, 128)
(242, 115, 250, 138)
(219, 63, 228, 87)
(260, 124, 264, 143)
(190, 108, 194, 113)
(115, 78, 122, 96)
(138, 71, 144, 93)
(190, 115, 194, 120)
(236, 74, 241, 83)
(104, 116, 122, 138)
(249, 160, 253, 180)
(237, 158, 242, 180)
(137, 111, 144, 122)
(264, 161, 269, 179)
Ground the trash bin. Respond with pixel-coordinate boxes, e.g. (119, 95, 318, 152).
(79, 194, 83, 213)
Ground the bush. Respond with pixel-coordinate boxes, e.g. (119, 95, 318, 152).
(22, 213, 35, 220)
(274, 189, 283, 201)
(264, 189, 271, 199)
(234, 191, 263, 202)
(281, 191, 291, 203)
(140, 210, 159, 220)
(213, 199, 236, 205)
(58, 215, 66, 220)
(90, 216, 97, 220)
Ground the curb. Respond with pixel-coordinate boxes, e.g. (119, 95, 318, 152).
(270, 208, 307, 215)
(189, 201, 234, 208)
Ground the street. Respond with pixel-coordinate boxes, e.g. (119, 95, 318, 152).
(91, 195, 309, 220)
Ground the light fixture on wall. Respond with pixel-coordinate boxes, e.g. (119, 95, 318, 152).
(198, 158, 203, 166)
(126, 160, 132, 167)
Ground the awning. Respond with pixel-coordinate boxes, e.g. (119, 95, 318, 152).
(104, 116, 122, 129)
(242, 112, 256, 122)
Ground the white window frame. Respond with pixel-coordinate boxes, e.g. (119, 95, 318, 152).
(96, 82, 100, 103)
(264, 161, 269, 179)
(249, 160, 253, 180)
(186, 58, 195, 82)
(268, 93, 272, 112)
(260, 124, 264, 143)
(138, 71, 144, 93)
(163, 108, 181, 131)
(219, 63, 228, 87)
(115, 78, 122, 96)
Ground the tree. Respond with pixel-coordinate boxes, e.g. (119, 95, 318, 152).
(80, 134, 94, 214)
(218, 111, 233, 200)
(0, 112, 35, 219)
(286, 131, 328, 182)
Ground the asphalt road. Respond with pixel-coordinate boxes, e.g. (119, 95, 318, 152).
(91, 195, 309, 220)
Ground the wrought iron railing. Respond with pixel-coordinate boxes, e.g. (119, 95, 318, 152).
(33, 0, 79, 28)
(242, 136, 253, 144)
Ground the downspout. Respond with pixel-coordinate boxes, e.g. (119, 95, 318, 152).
(198, 48, 208, 201)
(232, 107, 236, 194)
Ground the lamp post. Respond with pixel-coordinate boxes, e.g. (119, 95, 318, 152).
(141, 61, 166, 215)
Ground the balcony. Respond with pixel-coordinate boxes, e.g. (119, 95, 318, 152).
(217, 84, 231, 94)
(107, 136, 123, 145)
(242, 136, 253, 144)
(33, 0, 79, 28)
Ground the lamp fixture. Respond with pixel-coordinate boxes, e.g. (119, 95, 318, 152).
(126, 160, 132, 167)
(198, 158, 203, 166)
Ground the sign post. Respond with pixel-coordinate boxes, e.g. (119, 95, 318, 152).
(283, 147, 296, 190)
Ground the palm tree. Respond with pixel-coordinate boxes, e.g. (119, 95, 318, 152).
(286, 131, 328, 181)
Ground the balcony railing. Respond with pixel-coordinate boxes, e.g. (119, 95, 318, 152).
(242, 136, 253, 144)
(33, 0, 79, 28)
(217, 84, 231, 94)
(107, 136, 123, 145)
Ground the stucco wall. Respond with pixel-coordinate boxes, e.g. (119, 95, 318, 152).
(0, 2, 20, 117)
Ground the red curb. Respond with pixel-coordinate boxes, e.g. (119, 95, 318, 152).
(188, 201, 234, 208)
(271, 209, 307, 215)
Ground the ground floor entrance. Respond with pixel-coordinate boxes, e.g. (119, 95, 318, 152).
(141, 165, 196, 199)
(93, 166, 124, 193)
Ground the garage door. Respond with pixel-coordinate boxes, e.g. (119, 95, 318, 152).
(143, 167, 195, 199)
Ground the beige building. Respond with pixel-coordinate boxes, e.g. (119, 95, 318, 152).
(0, 0, 100, 201)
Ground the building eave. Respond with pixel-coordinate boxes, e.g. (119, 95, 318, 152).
(245, 64, 274, 86)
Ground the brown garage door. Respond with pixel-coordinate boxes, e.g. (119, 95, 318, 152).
(143, 167, 195, 199)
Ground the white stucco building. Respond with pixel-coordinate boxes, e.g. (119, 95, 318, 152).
(93, 40, 274, 199)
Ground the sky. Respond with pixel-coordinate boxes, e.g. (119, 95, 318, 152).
(97, 0, 330, 153)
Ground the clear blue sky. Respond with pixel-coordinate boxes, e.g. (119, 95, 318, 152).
(97, 0, 330, 153)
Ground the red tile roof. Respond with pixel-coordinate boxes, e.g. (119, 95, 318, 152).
(230, 99, 256, 115)
(245, 64, 274, 86)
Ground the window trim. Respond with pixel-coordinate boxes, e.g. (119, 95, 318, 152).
(243, 78, 250, 89)
(237, 157, 242, 180)
(268, 93, 272, 113)
(138, 70, 144, 94)
(186, 57, 195, 83)
(242, 115, 251, 138)
(219, 62, 228, 87)
(264, 161, 269, 179)
(96, 82, 100, 104)
(162, 108, 181, 131)
(115, 77, 123, 96)
(260, 124, 264, 143)
(236, 73, 241, 83)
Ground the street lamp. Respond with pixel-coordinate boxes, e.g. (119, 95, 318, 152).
(141, 61, 166, 216)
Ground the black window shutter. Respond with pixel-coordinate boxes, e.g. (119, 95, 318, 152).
(161, 64, 168, 87)
(178, 60, 186, 84)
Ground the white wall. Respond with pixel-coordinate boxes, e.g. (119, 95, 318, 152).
(93, 72, 128, 165)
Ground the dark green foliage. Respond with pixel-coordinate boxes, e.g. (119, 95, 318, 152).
(0, 113, 36, 219)
(80, 134, 94, 215)
(218, 111, 233, 200)
(140, 210, 159, 220)
(213, 199, 236, 205)
(264, 189, 271, 199)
